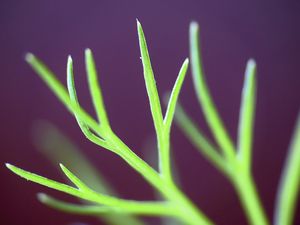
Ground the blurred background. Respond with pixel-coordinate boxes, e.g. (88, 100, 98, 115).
(1, 0, 300, 224)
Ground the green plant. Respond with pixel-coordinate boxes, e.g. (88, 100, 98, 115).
(6, 21, 300, 225)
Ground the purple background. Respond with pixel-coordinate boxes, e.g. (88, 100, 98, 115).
(1, 0, 300, 224)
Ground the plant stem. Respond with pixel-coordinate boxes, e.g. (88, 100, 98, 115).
(232, 170, 270, 225)
(108, 133, 213, 225)
(158, 131, 173, 183)
(162, 183, 214, 225)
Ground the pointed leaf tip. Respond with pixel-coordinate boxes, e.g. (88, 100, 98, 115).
(37, 193, 48, 202)
(190, 21, 199, 32)
(25, 53, 35, 63)
(184, 58, 189, 65)
(59, 163, 66, 171)
(247, 59, 256, 69)
(85, 48, 92, 56)
(68, 55, 72, 62)
(5, 163, 12, 169)
(136, 20, 143, 33)
(245, 59, 257, 79)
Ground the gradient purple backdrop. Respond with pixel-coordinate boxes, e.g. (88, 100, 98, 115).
(1, 0, 300, 225)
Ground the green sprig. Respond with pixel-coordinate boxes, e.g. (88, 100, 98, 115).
(8, 21, 214, 225)
(7, 20, 299, 225)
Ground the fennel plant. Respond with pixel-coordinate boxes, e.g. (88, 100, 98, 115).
(6, 21, 300, 225)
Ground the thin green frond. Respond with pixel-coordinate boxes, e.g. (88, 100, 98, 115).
(237, 59, 256, 170)
(136, 20, 164, 133)
(6, 163, 82, 197)
(137, 20, 173, 181)
(189, 22, 235, 161)
(164, 59, 189, 132)
(174, 103, 228, 175)
(25, 53, 105, 138)
(191, 25, 269, 225)
(5, 164, 171, 213)
(66, 56, 113, 151)
(37, 193, 112, 215)
(85, 48, 111, 131)
(5, 163, 112, 206)
(15, 22, 225, 225)
(274, 113, 300, 225)
(37, 193, 177, 216)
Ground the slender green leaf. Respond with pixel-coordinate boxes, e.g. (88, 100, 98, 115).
(189, 22, 235, 161)
(237, 59, 256, 170)
(136, 20, 164, 133)
(6, 163, 82, 197)
(25, 53, 105, 138)
(164, 59, 189, 132)
(274, 114, 300, 225)
(37, 193, 177, 216)
(66, 56, 113, 151)
(173, 103, 228, 175)
(137, 20, 174, 181)
(6, 164, 169, 212)
(85, 49, 111, 130)
(37, 193, 112, 215)
(5, 163, 112, 206)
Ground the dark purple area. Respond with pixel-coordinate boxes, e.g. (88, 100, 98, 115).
(1, 0, 300, 224)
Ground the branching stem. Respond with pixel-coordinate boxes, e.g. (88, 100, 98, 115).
(108, 133, 214, 225)
(188, 21, 270, 225)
